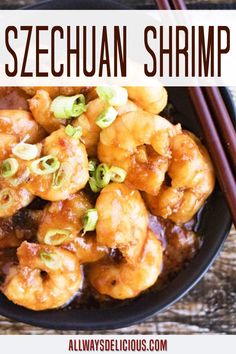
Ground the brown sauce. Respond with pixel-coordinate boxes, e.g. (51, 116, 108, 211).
(0, 88, 29, 110)
(0, 88, 202, 310)
(0, 248, 17, 283)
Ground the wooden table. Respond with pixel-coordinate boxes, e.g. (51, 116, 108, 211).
(0, 0, 235, 335)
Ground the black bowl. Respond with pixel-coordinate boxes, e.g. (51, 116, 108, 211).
(0, 0, 234, 330)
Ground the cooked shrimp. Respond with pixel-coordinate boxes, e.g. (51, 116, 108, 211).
(73, 98, 138, 157)
(27, 127, 89, 201)
(63, 233, 107, 264)
(73, 98, 107, 157)
(144, 132, 215, 223)
(2, 241, 82, 310)
(0, 159, 34, 217)
(88, 230, 163, 300)
(21, 86, 84, 98)
(37, 192, 91, 244)
(0, 209, 42, 249)
(98, 111, 181, 195)
(0, 134, 17, 161)
(95, 183, 148, 263)
(125, 145, 169, 196)
(0, 184, 34, 218)
(0, 110, 45, 143)
(29, 90, 65, 133)
(126, 85, 168, 114)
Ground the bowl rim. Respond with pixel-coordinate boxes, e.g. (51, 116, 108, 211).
(0, 0, 234, 331)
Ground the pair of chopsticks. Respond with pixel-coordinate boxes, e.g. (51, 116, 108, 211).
(155, 0, 236, 226)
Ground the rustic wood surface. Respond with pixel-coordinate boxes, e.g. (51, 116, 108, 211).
(0, 0, 235, 335)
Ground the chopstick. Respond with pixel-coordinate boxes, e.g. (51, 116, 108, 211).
(154, 0, 236, 226)
(203, 87, 236, 170)
(188, 88, 236, 225)
(170, 0, 236, 170)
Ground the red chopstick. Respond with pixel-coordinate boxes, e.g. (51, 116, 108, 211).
(156, 0, 171, 9)
(188, 87, 236, 224)
(173, 0, 236, 170)
(154, 0, 236, 226)
(203, 87, 236, 170)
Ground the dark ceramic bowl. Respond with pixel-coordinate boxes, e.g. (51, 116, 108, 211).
(0, 0, 234, 330)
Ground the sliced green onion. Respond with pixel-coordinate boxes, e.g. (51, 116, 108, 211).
(52, 168, 64, 189)
(83, 209, 98, 232)
(12, 142, 39, 161)
(39, 251, 61, 270)
(9, 167, 30, 187)
(31, 155, 60, 175)
(1, 158, 19, 178)
(44, 229, 71, 246)
(88, 159, 98, 174)
(96, 107, 118, 129)
(95, 163, 111, 188)
(89, 177, 101, 193)
(41, 156, 60, 171)
(0, 189, 13, 210)
(110, 166, 127, 183)
(51, 94, 86, 119)
(52, 162, 71, 189)
(96, 86, 128, 106)
(65, 124, 82, 139)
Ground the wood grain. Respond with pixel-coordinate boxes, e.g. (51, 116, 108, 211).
(0, 0, 235, 335)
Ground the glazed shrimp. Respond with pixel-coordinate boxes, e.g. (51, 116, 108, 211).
(0, 134, 17, 161)
(0, 159, 34, 217)
(73, 98, 138, 157)
(0, 110, 45, 143)
(144, 132, 215, 224)
(73, 98, 107, 157)
(88, 230, 163, 300)
(37, 192, 106, 262)
(37, 192, 92, 244)
(98, 111, 181, 195)
(29, 90, 65, 133)
(1, 241, 82, 310)
(126, 85, 168, 114)
(95, 183, 148, 263)
(27, 127, 89, 201)
(0, 209, 42, 249)
(63, 233, 107, 264)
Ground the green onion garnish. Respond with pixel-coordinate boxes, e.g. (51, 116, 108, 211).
(1, 158, 19, 178)
(89, 177, 101, 193)
(44, 229, 71, 246)
(51, 94, 86, 119)
(65, 124, 83, 139)
(12, 142, 39, 161)
(0, 189, 13, 210)
(110, 166, 127, 183)
(96, 86, 128, 106)
(52, 166, 65, 189)
(39, 251, 61, 270)
(95, 163, 111, 188)
(96, 107, 118, 129)
(31, 155, 60, 175)
(88, 159, 98, 174)
(83, 209, 98, 232)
